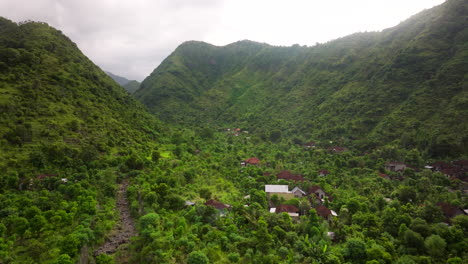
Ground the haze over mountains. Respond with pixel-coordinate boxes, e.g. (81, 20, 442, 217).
(135, 0, 467, 157)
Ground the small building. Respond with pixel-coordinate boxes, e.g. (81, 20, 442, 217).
(185, 200, 195, 206)
(315, 205, 337, 221)
(277, 170, 306, 182)
(308, 186, 327, 200)
(265, 185, 294, 200)
(318, 169, 330, 177)
(291, 187, 306, 198)
(303, 141, 316, 148)
(378, 173, 390, 180)
(328, 146, 347, 153)
(453, 160, 468, 169)
(384, 162, 407, 172)
(437, 202, 466, 223)
(275, 204, 300, 218)
(205, 199, 231, 210)
(244, 157, 260, 166)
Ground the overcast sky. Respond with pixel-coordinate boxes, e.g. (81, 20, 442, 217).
(1, 0, 445, 81)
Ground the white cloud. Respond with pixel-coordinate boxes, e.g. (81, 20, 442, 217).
(0, 0, 445, 80)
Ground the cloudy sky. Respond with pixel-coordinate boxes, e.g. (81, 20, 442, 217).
(1, 0, 445, 81)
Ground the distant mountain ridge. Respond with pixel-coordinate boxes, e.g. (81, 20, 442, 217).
(135, 0, 468, 157)
(106, 71, 140, 93)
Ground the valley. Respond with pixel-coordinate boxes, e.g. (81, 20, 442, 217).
(0, 0, 467, 263)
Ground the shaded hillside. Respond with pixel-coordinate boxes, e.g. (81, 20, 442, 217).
(135, 0, 468, 157)
(106, 71, 131, 86)
(123, 80, 140, 94)
(106, 71, 141, 93)
(0, 18, 161, 263)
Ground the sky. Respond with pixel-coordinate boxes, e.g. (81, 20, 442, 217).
(1, 0, 446, 81)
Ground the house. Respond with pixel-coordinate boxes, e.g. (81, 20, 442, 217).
(315, 205, 338, 221)
(378, 173, 390, 180)
(205, 199, 231, 210)
(318, 169, 330, 177)
(453, 160, 468, 170)
(185, 200, 195, 206)
(328, 146, 347, 153)
(384, 162, 407, 172)
(275, 204, 300, 218)
(277, 170, 306, 182)
(265, 185, 294, 200)
(308, 186, 326, 199)
(291, 187, 306, 198)
(303, 141, 316, 148)
(431, 161, 452, 172)
(244, 157, 260, 166)
(308, 186, 334, 203)
(437, 202, 466, 223)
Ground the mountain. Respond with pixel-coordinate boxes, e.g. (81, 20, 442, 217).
(105, 71, 140, 93)
(135, 0, 468, 157)
(123, 80, 141, 94)
(0, 17, 161, 262)
(105, 71, 131, 86)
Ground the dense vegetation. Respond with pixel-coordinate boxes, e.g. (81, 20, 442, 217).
(0, 17, 161, 263)
(135, 0, 468, 158)
(1, 0, 467, 263)
(106, 71, 140, 94)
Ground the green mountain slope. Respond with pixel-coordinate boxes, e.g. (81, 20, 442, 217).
(135, 0, 468, 157)
(106, 71, 141, 93)
(0, 18, 161, 262)
(105, 71, 131, 86)
(123, 80, 141, 94)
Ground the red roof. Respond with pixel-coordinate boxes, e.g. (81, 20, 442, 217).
(277, 170, 306, 181)
(276, 204, 299, 214)
(308, 185, 323, 194)
(318, 169, 330, 175)
(453, 160, 468, 167)
(431, 161, 452, 170)
(436, 202, 465, 220)
(245, 157, 260, 165)
(205, 199, 230, 210)
(327, 146, 347, 152)
(315, 205, 332, 218)
(378, 173, 389, 179)
(303, 141, 316, 147)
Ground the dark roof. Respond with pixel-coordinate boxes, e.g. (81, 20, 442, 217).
(308, 185, 323, 194)
(303, 141, 316, 147)
(437, 202, 465, 220)
(277, 170, 306, 181)
(205, 199, 230, 210)
(432, 161, 452, 170)
(315, 205, 332, 218)
(453, 160, 468, 167)
(37, 174, 57, 179)
(318, 169, 329, 175)
(245, 157, 260, 165)
(327, 146, 347, 152)
(276, 204, 299, 213)
(378, 173, 389, 179)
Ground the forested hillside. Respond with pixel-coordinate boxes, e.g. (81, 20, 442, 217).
(135, 0, 468, 157)
(1, 1, 467, 264)
(0, 17, 162, 262)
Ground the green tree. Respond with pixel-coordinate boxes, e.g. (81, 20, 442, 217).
(343, 238, 367, 263)
(187, 251, 209, 264)
(424, 235, 446, 259)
